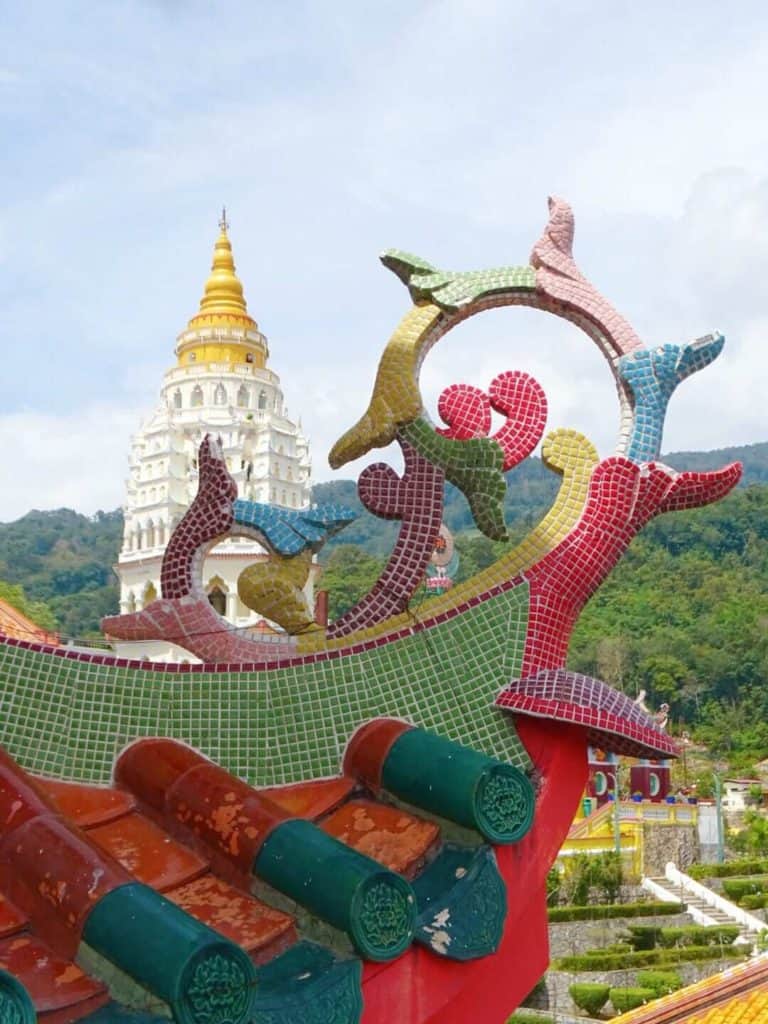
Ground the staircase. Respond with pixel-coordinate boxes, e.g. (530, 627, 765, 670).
(642, 863, 765, 949)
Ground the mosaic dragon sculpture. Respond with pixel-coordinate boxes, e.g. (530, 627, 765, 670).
(0, 199, 740, 1024)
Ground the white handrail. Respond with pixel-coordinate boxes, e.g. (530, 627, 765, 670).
(665, 862, 766, 935)
(641, 875, 718, 926)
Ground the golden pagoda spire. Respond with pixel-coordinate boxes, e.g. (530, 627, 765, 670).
(187, 209, 257, 330)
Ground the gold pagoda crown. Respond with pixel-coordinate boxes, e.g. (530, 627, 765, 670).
(187, 209, 257, 330)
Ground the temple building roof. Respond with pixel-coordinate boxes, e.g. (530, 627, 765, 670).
(0, 599, 59, 646)
(612, 955, 768, 1024)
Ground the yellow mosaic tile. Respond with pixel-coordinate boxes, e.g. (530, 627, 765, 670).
(329, 303, 443, 468)
(238, 551, 316, 635)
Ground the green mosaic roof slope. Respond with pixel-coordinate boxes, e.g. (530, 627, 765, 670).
(0, 584, 530, 786)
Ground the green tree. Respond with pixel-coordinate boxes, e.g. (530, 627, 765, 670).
(319, 545, 385, 621)
(731, 810, 768, 857)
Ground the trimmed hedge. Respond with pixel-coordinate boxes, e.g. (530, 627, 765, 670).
(636, 970, 683, 995)
(507, 1015, 555, 1024)
(688, 859, 768, 880)
(610, 987, 656, 1013)
(553, 943, 746, 971)
(657, 925, 740, 948)
(548, 900, 684, 922)
(626, 923, 741, 952)
(722, 877, 768, 901)
(569, 983, 610, 1016)
(741, 893, 767, 910)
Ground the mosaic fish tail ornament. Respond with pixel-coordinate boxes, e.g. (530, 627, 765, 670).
(619, 333, 725, 462)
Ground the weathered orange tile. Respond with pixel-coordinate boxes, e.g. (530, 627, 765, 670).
(265, 776, 356, 819)
(165, 873, 297, 964)
(88, 812, 208, 891)
(0, 933, 108, 1015)
(0, 889, 26, 938)
(37, 778, 135, 829)
(320, 799, 440, 878)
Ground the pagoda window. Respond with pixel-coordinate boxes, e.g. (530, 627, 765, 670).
(237, 385, 249, 408)
(157, 521, 165, 545)
(291, 492, 297, 507)
(206, 577, 228, 617)
(214, 384, 227, 406)
(173, 389, 182, 409)
(281, 490, 287, 505)
(246, 352, 254, 364)
(286, 467, 293, 481)
(258, 390, 268, 410)
(146, 520, 156, 548)
(191, 385, 203, 408)
(142, 582, 158, 608)
(126, 592, 136, 614)
(188, 352, 196, 363)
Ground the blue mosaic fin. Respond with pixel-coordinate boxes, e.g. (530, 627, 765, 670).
(619, 333, 724, 463)
(412, 843, 507, 961)
(232, 501, 357, 556)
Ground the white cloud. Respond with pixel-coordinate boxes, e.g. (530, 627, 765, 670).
(0, 404, 146, 523)
(0, 0, 766, 516)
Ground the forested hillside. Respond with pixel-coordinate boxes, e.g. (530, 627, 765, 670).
(0, 509, 122, 638)
(569, 485, 768, 768)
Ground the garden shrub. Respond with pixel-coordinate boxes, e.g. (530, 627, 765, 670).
(741, 893, 767, 910)
(507, 1014, 555, 1024)
(609, 987, 656, 1013)
(626, 924, 663, 950)
(548, 901, 684, 922)
(560, 851, 624, 906)
(568, 983, 610, 1016)
(688, 859, 768, 880)
(635, 970, 683, 995)
(722, 877, 768, 901)
(657, 924, 740, 948)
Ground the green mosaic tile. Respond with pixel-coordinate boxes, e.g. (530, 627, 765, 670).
(381, 250, 537, 311)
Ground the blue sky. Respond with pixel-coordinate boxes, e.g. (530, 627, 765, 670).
(1, 1, 767, 520)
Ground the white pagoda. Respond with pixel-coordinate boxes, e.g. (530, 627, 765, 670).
(114, 212, 311, 660)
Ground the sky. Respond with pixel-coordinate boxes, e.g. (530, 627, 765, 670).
(1, 0, 767, 521)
